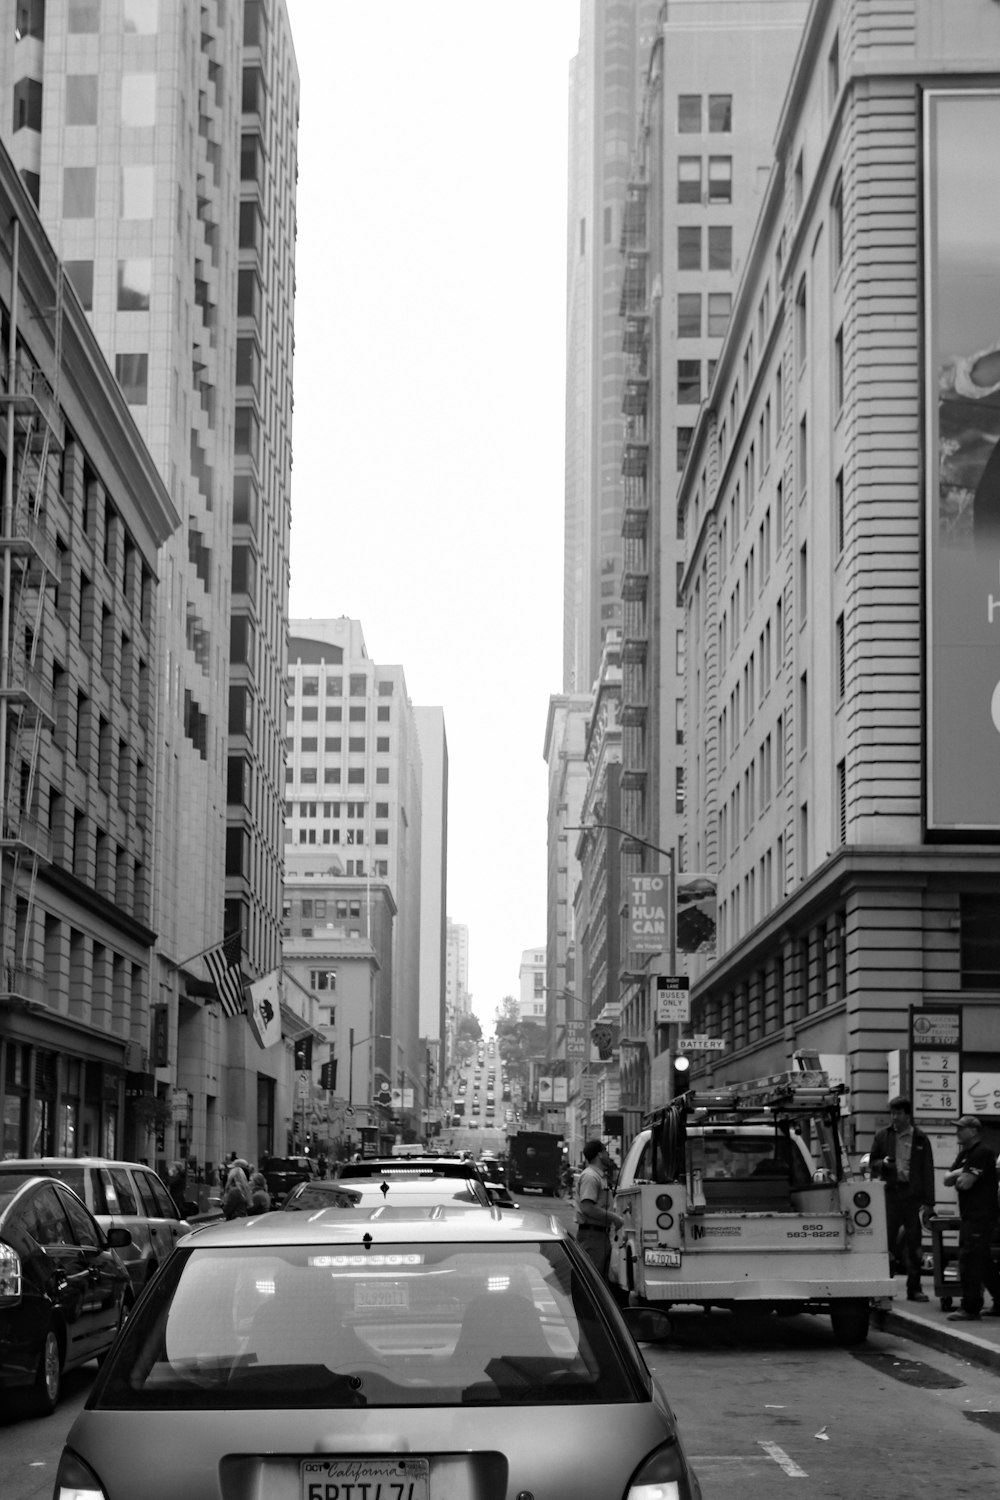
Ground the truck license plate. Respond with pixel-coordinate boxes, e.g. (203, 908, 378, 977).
(644, 1248, 681, 1268)
(303, 1458, 428, 1500)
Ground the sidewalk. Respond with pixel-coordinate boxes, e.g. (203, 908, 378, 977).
(879, 1274, 1000, 1375)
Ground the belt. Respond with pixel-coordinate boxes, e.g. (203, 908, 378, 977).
(577, 1224, 608, 1236)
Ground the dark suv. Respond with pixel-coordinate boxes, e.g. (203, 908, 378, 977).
(262, 1156, 318, 1205)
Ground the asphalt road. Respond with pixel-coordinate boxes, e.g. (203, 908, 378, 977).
(6, 1193, 999, 1500)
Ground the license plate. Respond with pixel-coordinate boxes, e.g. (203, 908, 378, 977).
(355, 1283, 408, 1311)
(303, 1458, 428, 1500)
(644, 1248, 681, 1268)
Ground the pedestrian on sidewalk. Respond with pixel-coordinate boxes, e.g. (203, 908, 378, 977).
(869, 1096, 935, 1301)
(944, 1115, 1000, 1322)
(574, 1139, 624, 1280)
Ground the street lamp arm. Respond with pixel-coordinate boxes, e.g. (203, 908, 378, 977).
(565, 822, 675, 868)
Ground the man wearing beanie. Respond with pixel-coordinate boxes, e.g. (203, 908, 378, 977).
(574, 1138, 624, 1279)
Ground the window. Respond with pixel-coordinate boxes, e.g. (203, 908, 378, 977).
(678, 226, 701, 270)
(677, 293, 701, 338)
(677, 360, 701, 405)
(65, 261, 94, 311)
(837, 761, 847, 845)
(347, 769, 365, 785)
(794, 151, 804, 215)
(348, 736, 364, 752)
(65, 74, 97, 125)
(836, 615, 845, 700)
(834, 326, 844, 414)
(799, 671, 809, 751)
(378, 681, 394, 696)
(324, 768, 341, 784)
(376, 737, 389, 752)
(708, 225, 732, 270)
(68, 0, 100, 31)
(678, 95, 701, 132)
(124, 0, 159, 32)
(828, 34, 840, 104)
(117, 258, 151, 310)
(676, 427, 694, 472)
(349, 674, 366, 696)
(121, 164, 154, 219)
(63, 166, 96, 218)
(325, 705, 342, 722)
(115, 354, 148, 405)
(835, 469, 845, 554)
(375, 803, 389, 818)
(831, 174, 844, 277)
(708, 157, 732, 203)
(708, 94, 732, 132)
(121, 74, 156, 127)
(678, 157, 702, 203)
(795, 277, 807, 366)
(325, 737, 341, 752)
(349, 706, 366, 722)
(799, 541, 808, 618)
(707, 292, 731, 338)
(961, 894, 1000, 987)
(798, 414, 808, 497)
(301, 768, 317, 785)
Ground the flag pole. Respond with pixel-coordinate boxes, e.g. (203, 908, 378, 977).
(173, 929, 244, 972)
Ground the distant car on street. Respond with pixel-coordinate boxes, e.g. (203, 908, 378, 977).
(261, 1156, 318, 1205)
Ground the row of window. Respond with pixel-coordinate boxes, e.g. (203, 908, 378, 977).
(677, 291, 732, 340)
(286, 736, 392, 753)
(288, 828, 389, 846)
(289, 675, 394, 698)
(287, 802, 384, 819)
(678, 93, 732, 134)
(286, 767, 390, 786)
(288, 705, 391, 723)
(678, 156, 732, 204)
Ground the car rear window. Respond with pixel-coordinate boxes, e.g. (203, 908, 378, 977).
(94, 1240, 640, 1411)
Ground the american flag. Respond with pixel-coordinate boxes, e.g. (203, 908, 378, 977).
(205, 932, 246, 1019)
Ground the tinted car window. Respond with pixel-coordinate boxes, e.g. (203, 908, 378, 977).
(108, 1168, 138, 1215)
(133, 1170, 162, 1219)
(96, 1240, 638, 1411)
(91, 1169, 112, 1214)
(59, 1185, 100, 1246)
(26, 1184, 73, 1246)
(142, 1171, 178, 1219)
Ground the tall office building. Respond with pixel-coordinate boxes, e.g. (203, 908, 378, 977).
(445, 919, 469, 1065)
(1, 0, 299, 1166)
(284, 619, 426, 1119)
(564, 0, 662, 696)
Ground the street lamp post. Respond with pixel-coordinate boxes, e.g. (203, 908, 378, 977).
(348, 1030, 392, 1108)
(565, 821, 683, 1100)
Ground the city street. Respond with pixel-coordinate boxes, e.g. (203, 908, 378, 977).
(4, 1243, 1000, 1500)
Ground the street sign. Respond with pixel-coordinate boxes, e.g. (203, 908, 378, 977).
(296, 1071, 310, 1102)
(678, 1035, 726, 1052)
(656, 975, 690, 1024)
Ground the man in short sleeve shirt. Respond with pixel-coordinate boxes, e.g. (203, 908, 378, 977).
(574, 1139, 624, 1279)
(945, 1115, 1000, 1321)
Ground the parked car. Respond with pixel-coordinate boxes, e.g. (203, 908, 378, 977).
(0, 1158, 191, 1295)
(0, 1174, 133, 1415)
(261, 1156, 318, 1205)
(55, 1205, 697, 1500)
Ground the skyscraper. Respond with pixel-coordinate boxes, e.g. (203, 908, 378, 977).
(1, 0, 299, 1165)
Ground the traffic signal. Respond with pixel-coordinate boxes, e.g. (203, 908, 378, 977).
(319, 1058, 337, 1091)
(671, 1051, 691, 1097)
(293, 1036, 313, 1071)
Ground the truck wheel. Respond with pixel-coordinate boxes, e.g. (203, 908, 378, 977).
(830, 1300, 870, 1347)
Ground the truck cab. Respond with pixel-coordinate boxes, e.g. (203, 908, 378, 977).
(609, 1070, 894, 1346)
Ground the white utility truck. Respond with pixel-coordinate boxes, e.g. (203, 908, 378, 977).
(609, 1070, 894, 1345)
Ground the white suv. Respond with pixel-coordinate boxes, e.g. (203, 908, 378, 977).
(0, 1158, 191, 1293)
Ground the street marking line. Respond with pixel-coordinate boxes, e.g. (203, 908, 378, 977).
(757, 1440, 808, 1477)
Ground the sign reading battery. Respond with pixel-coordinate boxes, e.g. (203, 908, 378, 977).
(656, 976, 690, 1023)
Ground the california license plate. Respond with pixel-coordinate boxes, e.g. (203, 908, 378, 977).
(355, 1283, 408, 1310)
(302, 1458, 429, 1500)
(644, 1248, 681, 1268)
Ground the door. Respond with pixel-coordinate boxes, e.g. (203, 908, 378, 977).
(21, 1183, 105, 1363)
(56, 1185, 123, 1352)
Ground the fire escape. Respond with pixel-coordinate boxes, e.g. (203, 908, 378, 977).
(0, 229, 62, 1008)
(617, 172, 653, 1114)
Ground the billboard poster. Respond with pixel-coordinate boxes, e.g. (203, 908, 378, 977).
(628, 872, 669, 952)
(923, 89, 1000, 830)
(675, 872, 717, 957)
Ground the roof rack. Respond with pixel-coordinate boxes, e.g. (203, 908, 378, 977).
(647, 1069, 844, 1122)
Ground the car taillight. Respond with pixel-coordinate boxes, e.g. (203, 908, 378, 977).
(624, 1439, 687, 1500)
(0, 1241, 21, 1298)
(53, 1448, 107, 1500)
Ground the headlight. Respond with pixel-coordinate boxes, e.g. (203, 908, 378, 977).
(53, 1449, 107, 1500)
(625, 1440, 686, 1500)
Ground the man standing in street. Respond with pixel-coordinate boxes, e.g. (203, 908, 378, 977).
(575, 1138, 624, 1280)
(945, 1115, 1000, 1322)
(869, 1096, 935, 1301)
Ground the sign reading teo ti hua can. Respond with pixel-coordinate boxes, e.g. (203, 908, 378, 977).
(629, 873, 668, 952)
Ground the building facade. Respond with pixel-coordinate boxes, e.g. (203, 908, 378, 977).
(1, 0, 299, 1171)
(0, 145, 178, 1160)
(284, 619, 427, 1132)
(678, 0, 1000, 1162)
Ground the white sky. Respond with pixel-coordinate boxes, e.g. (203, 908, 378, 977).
(285, 2, 581, 1029)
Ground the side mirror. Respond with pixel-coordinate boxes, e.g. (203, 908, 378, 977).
(105, 1226, 133, 1250)
(620, 1305, 672, 1344)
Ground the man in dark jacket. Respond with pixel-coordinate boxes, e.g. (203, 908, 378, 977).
(944, 1115, 1000, 1322)
(869, 1096, 935, 1301)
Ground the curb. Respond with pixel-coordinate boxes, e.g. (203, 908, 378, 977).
(883, 1308, 1000, 1376)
